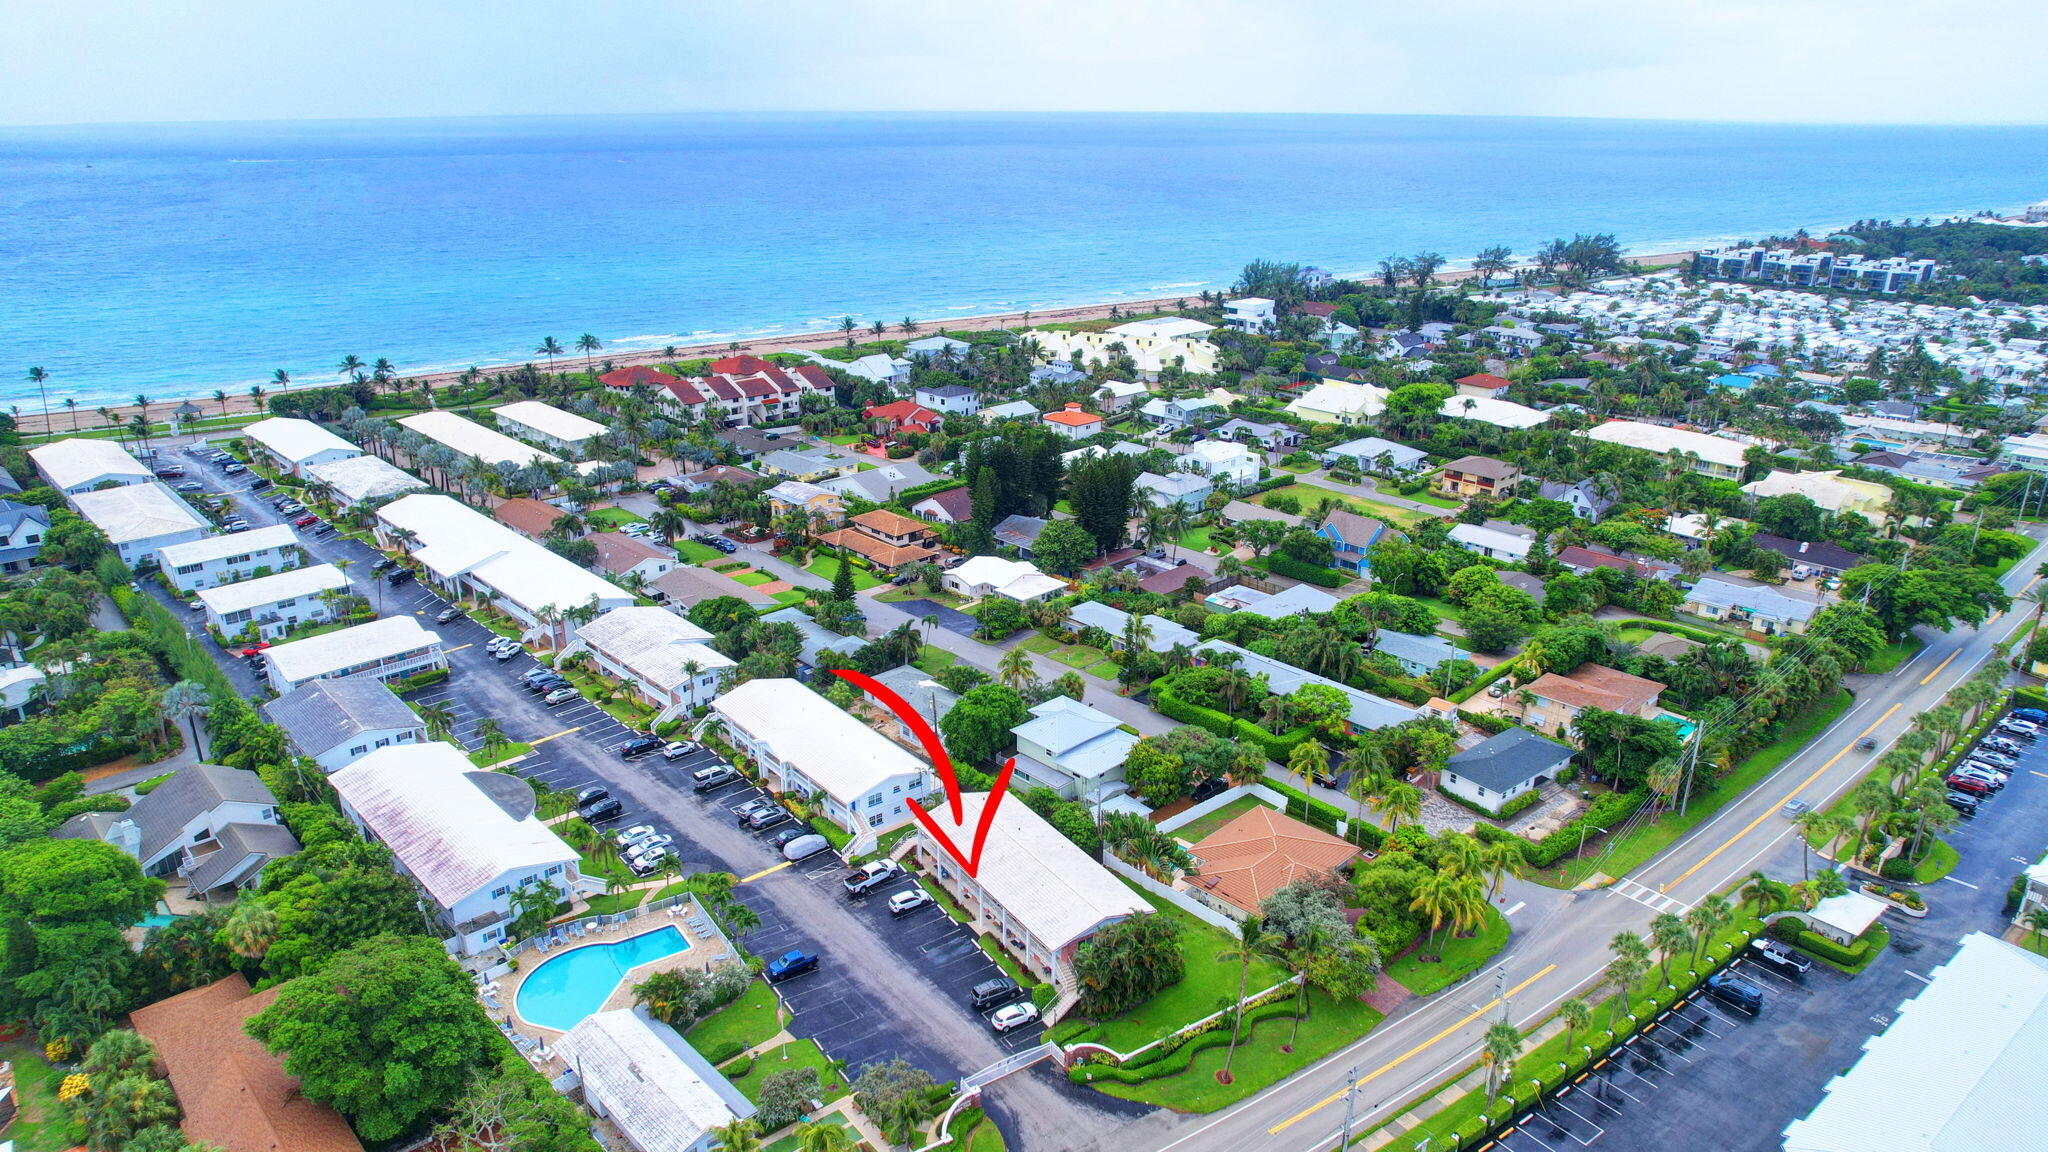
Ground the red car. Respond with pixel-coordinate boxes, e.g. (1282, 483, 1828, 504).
(236, 642, 272, 658)
(292, 514, 319, 528)
(1946, 775, 1992, 796)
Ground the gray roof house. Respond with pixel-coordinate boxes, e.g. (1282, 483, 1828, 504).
(1326, 437, 1428, 474)
(55, 763, 296, 896)
(762, 607, 865, 673)
(0, 500, 50, 574)
(1063, 600, 1199, 652)
(1136, 471, 1212, 509)
(1440, 727, 1575, 814)
(263, 673, 430, 773)
(993, 513, 1049, 556)
(1241, 583, 1340, 620)
(1009, 696, 1141, 799)
(1197, 640, 1421, 733)
(1371, 630, 1468, 677)
(820, 460, 939, 502)
(870, 664, 962, 745)
(1536, 478, 1617, 522)
(1682, 577, 1820, 635)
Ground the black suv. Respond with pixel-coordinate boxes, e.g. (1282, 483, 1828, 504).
(970, 977, 1026, 1012)
(580, 797, 624, 824)
(1705, 971, 1763, 1015)
(576, 786, 610, 807)
(387, 570, 414, 587)
(617, 736, 664, 760)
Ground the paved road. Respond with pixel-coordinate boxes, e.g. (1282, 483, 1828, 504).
(1084, 533, 2048, 1152)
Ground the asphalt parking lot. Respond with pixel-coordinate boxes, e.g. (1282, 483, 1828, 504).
(887, 598, 978, 635)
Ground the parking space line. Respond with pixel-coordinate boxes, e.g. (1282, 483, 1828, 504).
(529, 728, 582, 747)
(741, 861, 792, 883)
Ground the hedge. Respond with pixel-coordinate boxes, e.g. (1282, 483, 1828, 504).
(1497, 789, 1543, 819)
(1459, 709, 1517, 735)
(1353, 667, 1432, 706)
(1263, 778, 1386, 851)
(1071, 1002, 1301, 1084)
(1264, 553, 1347, 588)
(1607, 618, 1724, 645)
(699, 1038, 747, 1065)
(1449, 657, 1522, 705)
(1768, 919, 1874, 968)
(1152, 682, 1312, 762)
(390, 667, 450, 693)
(1471, 789, 1648, 868)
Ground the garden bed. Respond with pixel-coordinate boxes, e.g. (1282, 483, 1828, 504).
(1385, 904, 1511, 997)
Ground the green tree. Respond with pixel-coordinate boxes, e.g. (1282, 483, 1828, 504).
(754, 1066, 822, 1133)
(714, 1118, 764, 1152)
(1121, 738, 1191, 806)
(1070, 913, 1184, 1017)
(829, 552, 856, 603)
(1031, 518, 1099, 575)
(1215, 914, 1283, 1083)
(1482, 1019, 1524, 1108)
(937, 684, 1028, 768)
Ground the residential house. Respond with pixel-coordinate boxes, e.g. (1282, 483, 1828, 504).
(1449, 520, 1536, 562)
(262, 673, 428, 773)
(303, 454, 428, 508)
(863, 398, 944, 439)
(648, 564, 775, 611)
(755, 449, 843, 482)
(492, 400, 609, 455)
(818, 509, 940, 572)
(1316, 509, 1388, 575)
(1285, 380, 1386, 426)
(1178, 440, 1261, 488)
(909, 486, 974, 525)
(1063, 600, 1198, 653)
(1440, 395, 1551, 429)
(1061, 441, 1148, 467)
(242, 417, 361, 476)
(1749, 533, 1866, 577)
(658, 362, 834, 426)
(818, 460, 940, 503)
(398, 410, 561, 469)
(1139, 396, 1221, 432)
(1682, 576, 1821, 636)
(1214, 418, 1303, 451)
(987, 513, 1047, 557)
(492, 496, 568, 540)
(1438, 455, 1523, 499)
(1537, 477, 1616, 521)
(330, 741, 583, 953)
(762, 480, 845, 525)
(1030, 361, 1086, 386)
(1440, 728, 1575, 816)
(674, 464, 770, 497)
(712, 426, 785, 460)
(1579, 420, 1748, 480)
(28, 437, 154, 494)
(760, 607, 864, 676)
(1497, 570, 1547, 604)
(589, 531, 679, 585)
(714, 678, 931, 849)
(54, 762, 297, 897)
(1741, 469, 1893, 526)
(599, 365, 683, 392)
(1239, 583, 1341, 620)
(1296, 301, 1358, 343)
(262, 615, 448, 693)
(1219, 499, 1301, 529)
(1041, 403, 1106, 439)
(1385, 331, 1432, 358)
(914, 791, 1152, 1002)
(1137, 471, 1212, 509)
(1183, 807, 1359, 920)
(71, 482, 210, 569)
(1090, 380, 1151, 411)
(1009, 696, 1140, 798)
(1107, 316, 1215, 340)
(840, 352, 914, 387)
(1196, 640, 1421, 733)
(556, 1009, 756, 1152)
(1223, 297, 1277, 332)
(1469, 325, 1545, 356)
(1455, 373, 1514, 399)
(566, 606, 733, 722)
(906, 335, 972, 359)
(1326, 437, 1428, 474)
(1521, 663, 1666, 740)
(1371, 630, 1468, 678)
(869, 664, 962, 744)
(198, 563, 351, 641)
(0, 662, 45, 722)
(159, 523, 300, 592)
(1554, 545, 1681, 582)
(981, 399, 1040, 422)
(1035, 325, 1218, 381)
(129, 975, 364, 1152)
(913, 383, 980, 415)
(944, 555, 1065, 603)
(0, 499, 49, 574)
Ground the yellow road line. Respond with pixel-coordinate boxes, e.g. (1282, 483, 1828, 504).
(528, 728, 581, 747)
(1662, 703, 1899, 892)
(1919, 649, 1960, 686)
(444, 643, 472, 654)
(2033, 770, 2048, 781)
(740, 861, 792, 884)
(1269, 965, 1556, 1135)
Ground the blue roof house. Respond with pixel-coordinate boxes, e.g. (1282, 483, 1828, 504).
(1711, 373, 1756, 392)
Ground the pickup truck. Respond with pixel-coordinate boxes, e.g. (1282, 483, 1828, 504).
(844, 860, 902, 897)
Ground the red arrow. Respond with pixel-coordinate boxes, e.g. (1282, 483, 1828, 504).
(831, 669, 1011, 878)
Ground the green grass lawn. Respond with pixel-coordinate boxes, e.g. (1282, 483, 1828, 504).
(1088, 991, 1385, 1112)
(1051, 643, 1110, 669)
(1084, 660, 1123, 679)
(806, 556, 883, 590)
(722, 1038, 849, 1102)
(0, 1040, 85, 1151)
(586, 507, 648, 530)
(1386, 904, 1511, 997)
(765, 1116, 862, 1152)
(769, 589, 809, 606)
(1277, 460, 1319, 473)
(1052, 879, 1286, 1053)
(1168, 796, 1275, 843)
(1864, 635, 1925, 674)
(1536, 687, 1853, 888)
(1252, 483, 1441, 530)
(1411, 596, 1461, 625)
(1019, 632, 1064, 655)
(470, 741, 532, 766)
(1615, 626, 1656, 645)
(687, 979, 784, 1056)
(824, 433, 862, 445)
(673, 538, 724, 564)
(733, 571, 776, 586)
(1400, 487, 1464, 510)
(915, 646, 957, 674)
(1912, 839, 1961, 883)
(1177, 525, 1217, 553)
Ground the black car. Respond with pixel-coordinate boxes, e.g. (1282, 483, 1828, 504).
(387, 570, 414, 587)
(970, 977, 1026, 1012)
(526, 676, 569, 694)
(370, 557, 397, 573)
(743, 807, 792, 832)
(152, 467, 184, 479)
(617, 736, 664, 760)
(576, 786, 611, 807)
(1705, 971, 1764, 1015)
(579, 797, 624, 824)
(767, 827, 811, 851)
(249, 478, 273, 491)
(1945, 790, 1981, 817)
(1189, 776, 1229, 804)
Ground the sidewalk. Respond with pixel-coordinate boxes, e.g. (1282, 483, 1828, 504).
(1358, 1014, 1570, 1150)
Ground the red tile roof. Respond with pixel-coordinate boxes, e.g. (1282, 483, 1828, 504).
(599, 365, 681, 390)
(493, 497, 565, 538)
(1456, 373, 1512, 391)
(1299, 302, 1338, 317)
(588, 531, 672, 574)
(1185, 806, 1360, 915)
(712, 355, 774, 374)
(1043, 403, 1103, 427)
(1528, 663, 1664, 715)
(865, 399, 942, 431)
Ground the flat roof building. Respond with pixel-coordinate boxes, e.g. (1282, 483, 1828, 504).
(262, 614, 447, 692)
(713, 678, 931, 853)
(491, 400, 610, 454)
(303, 453, 429, 507)
(197, 563, 352, 641)
(557, 1009, 756, 1152)
(159, 523, 301, 593)
(1578, 420, 1748, 479)
(398, 409, 562, 468)
(29, 437, 155, 494)
(241, 417, 362, 476)
(71, 481, 210, 567)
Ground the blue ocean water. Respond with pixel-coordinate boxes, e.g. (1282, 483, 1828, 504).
(5, 112, 2047, 407)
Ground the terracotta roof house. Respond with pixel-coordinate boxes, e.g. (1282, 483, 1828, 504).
(674, 464, 769, 495)
(1438, 455, 1523, 499)
(817, 508, 939, 571)
(492, 497, 566, 539)
(599, 365, 681, 391)
(129, 974, 364, 1152)
(864, 398, 944, 438)
(1183, 806, 1360, 919)
(712, 354, 775, 374)
(1455, 373, 1514, 398)
(1554, 544, 1680, 582)
(1041, 403, 1105, 439)
(1523, 663, 1666, 740)
(909, 486, 975, 525)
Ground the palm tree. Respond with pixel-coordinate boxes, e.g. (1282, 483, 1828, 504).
(222, 898, 278, 959)
(475, 717, 508, 761)
(160, 680, 212, 759)
(1604, 935, 1649, 1026)
(272, 368, 291, 392)
(2025, 907, 2048, 954)
(25, 366, 51, 437)
(997, 645, 1035, 691)
(838, 316, 858, 347)
(1215, 914, 1282, 1082)
(61, 397, 77, 432)
(1482, 1019, 1524, 1108)
(1375, 779, 1422, 833)
(211, 388, 230, 418)
(1740, 869, 1788, 915)
(1683, 894, 1732, 969)
(794, 1121, 855, 1152)
(1479, 839, 1523, 901)
(535, 337, 565, 370)
(713, 1118, 764, 1152)
(1408, 868, 1471, 952)
(336, 354, 365, 379)
(417, 699, 457, 743)
(577, 333, 603, 371)
(1558, 996, 1593, 1055)
(1649, 912, 1690, 985)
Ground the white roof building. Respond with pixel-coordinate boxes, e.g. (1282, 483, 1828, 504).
(1578, 420, 1749, 478)
(1781, 932, 2048, 1152)
(1449, 520, 1537, 561)
(29, 438, 154, 494)
(712, 678, 930, 848)
(71, 482, 210, 563)
(1286, 381, 1386, 425)
(375, 494, 632, 643)
(158, 523, 299, 574)
(568, 606, 733, 721)
(1439, 395, 1552, 429)
(491, 400, 610, 454)
(397, 410, 562, 468)
(556, 1010, 755, 1152)
(263, 615, 446, 691)
(1108, 316, 1215, 341)
(944, 555, 1066, 603)
(1180, 440, 1262, 487)
(197, 563, 350, 620)
(303, 454, 429, 507)
(241, 418, 361, 474)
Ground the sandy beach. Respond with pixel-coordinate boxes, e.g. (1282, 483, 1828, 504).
(15, 252, 1693, 439)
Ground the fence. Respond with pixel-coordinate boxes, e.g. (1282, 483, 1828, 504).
(1101, 852, 1240, 932)
(494, 893, 735, 964)
(1153, 781, 1291, 835)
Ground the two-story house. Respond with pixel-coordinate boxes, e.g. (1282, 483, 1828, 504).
(1139, 396, 1222, 432)
(1438, 455, 1524, 500)
(913, 383, 980, 415)
(54, 763, 299, 900)
(817, 508, 940, 572)
(714, 678, 930, 853)
(763, 480, 846, 525)
(862, 399, 944, 440)
(197, 563, 351, 641)
(1536, 477, 1616, 521)
(159, 524, 302, 593)
(1009, 696, 1140, 799)
(566, 606, 734, 723)
(1316, 510, 1388, 575)
(262, 673, 430, 773)
(1136, 471, 1212, 509)
(1223, 297, 1277, 332)
(0, 500, 50, 574)
(1520, 663, 1667, 741)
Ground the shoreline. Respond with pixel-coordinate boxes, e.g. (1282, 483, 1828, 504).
(10, 251, 1694, 439)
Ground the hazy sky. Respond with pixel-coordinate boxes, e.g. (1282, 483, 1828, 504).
(6, 0, 2043, 127)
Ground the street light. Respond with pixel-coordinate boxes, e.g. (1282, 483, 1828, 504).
(1573, 824, 1610, 884)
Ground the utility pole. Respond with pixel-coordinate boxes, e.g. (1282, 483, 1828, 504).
(1334, 1064, 1362, 1152)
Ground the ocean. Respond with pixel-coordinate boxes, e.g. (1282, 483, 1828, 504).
(5, 112, 2048, 408)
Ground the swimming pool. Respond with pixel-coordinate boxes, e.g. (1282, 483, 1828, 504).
(514, 925, 692, 1032)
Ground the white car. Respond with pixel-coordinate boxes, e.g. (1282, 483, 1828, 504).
(487, 636, 521, 653)
(626, 836, 674, 860)
(989, 1002, 1040, 1033)
(615, 825, 660, 847)
(888, 889, 934, 916)
(661, 741, 698, 761)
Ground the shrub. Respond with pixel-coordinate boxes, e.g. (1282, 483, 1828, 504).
(1352, 667, 1431, 706)
(2007, 873, 2031, 919)
(718, 1052, 754, 1077)
(1878, 857, 1916, 882)
(1265, 553, 1347, 587)
(1459, 709, 1517, 735)
(1449, 657, 1521, 704)
(390, 667, 450, 692)
(1497, 789, 1542, 819)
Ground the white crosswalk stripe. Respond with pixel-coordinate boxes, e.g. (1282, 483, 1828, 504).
(1609, 877, 1693, 915)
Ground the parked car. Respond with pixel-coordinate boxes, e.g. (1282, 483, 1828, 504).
(990, 1002, 1041, 1033)
(661, 741, 698, 760)
(542, 686, 580, 706)
(625, 836, 673, 861)
(222, 463, 247, 475)
(291, 513, 319, 528)
(1704, 971, 1764, 1015)
(970, 977, 1026, 1012)
(370, 557, 397, 573)
(844, 860, 902, 896)
(278, 502, 305, 515)
(733, 798, 776, 824)
(525, 675, 569, 694)
(617, 736, 664, 760)
(2011, 707, 2048, 723)
(519, 666, 557, 684)
(1749, 938, 1812, 976)
(1981, 737, 2023, 756)
(1953, 765, 2005, 789)
(1189, 776, 1229, 804)
(235, 643, 272, 657)
(153, 467, 184, 479)
(311, 523, 335, 537)
(1945, 791, 1981, 817)
(781, 834, 833, 861)
(615, 825, 660, 848)
(1970, 750, 2017, 770)
(576, 786, 610, 807)
(2000, 719, 2040, 739)
(743, 807, 791, 832)
(1946, 774, 1993, 796)
(580, 797, 624, 824)
(888, 889, 934, 917)
(174, 481, 204, 492)
(387, 570, 415, 588)
(249, 478, 273, 492)
(692, 765, 739, 791)
(768, 827, 811, 851)
(765, 951, 818, 983)
(434, 606, 464, 625)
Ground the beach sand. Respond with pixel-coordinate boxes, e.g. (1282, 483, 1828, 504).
(16, 253, 1692, 438)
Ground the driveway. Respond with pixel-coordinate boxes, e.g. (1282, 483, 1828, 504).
(886, 598, 978, 635)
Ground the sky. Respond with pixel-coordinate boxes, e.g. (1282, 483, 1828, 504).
(4, 0, 2044, 128)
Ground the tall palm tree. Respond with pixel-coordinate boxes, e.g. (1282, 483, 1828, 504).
(2025, 907, 2048, 954)
(212, 389, 230, 418)
(160, 680, 213, 759)
(1683, 894, 1732, 969)
(1482, 1019, 1523, 1107)
(25, 367, 51, 439)
(222, 898, 279, 959)
(576, 333, 603, 371)
(1215, 914, 1282, 1082)
(997, 645, 1035, 691)
(61, 397, 77, 432)
(336, 354, 365, 380)
(713, 1118, 764, 1152)
(1649, 912, 1690, 985)
(272, 368, 291, 392)
(1479, 839, 1523, 901)
(535, 337, 565, 370)
(1374, 779, 1422, 833)
(1558, 996, 1593, 1055)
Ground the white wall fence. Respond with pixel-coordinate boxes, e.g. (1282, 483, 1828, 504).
(1153, 781, 1291, 835)
(1102, 852, 1239, 932)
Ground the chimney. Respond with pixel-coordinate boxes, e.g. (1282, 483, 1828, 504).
(1798, 541, 1809, 553)
(110, 818, 142, 860)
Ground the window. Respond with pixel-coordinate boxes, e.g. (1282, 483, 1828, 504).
(867, 795, 882, 808)
(869, 813, 885, 828)
(545, 864, 562, 877)
(348, 743, 367, 756)
(375, 737, 391, 748)
(176, 564, 201, 574)
(491, 885, 509, 898)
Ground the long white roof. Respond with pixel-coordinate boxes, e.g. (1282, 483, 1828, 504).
(329, 741, 574, 907)
(29, 438, 152, 489)
(557, 1010, 750, 1152)
(197, 563, 350, 617)
(377, 494, 630, 616)
(303, 454, 429, 505)
(575, 606, 733, 694)
(939, 792, 1151, 950)
(70, 482, 209, 544)
(1782, 932, 2048, 1152)
(1578, 420, 1747, 467)
(398, 410, 561, 467)
(492, 400, 608, 445)
(263, 614, 440, 683)
(713, 678, 924, 805)
(158, 523, 297, 568)
(242, 417, 361, 465)
(1440, 395, 1551, 429)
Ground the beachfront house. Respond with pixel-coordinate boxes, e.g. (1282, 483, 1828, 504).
(1223, 297, 1277, 332)
(242, 417, 362, 477)
(491, 400, 610, 455)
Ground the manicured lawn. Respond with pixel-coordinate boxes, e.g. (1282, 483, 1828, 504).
(765, 1116, 863, 1152)
(1386, 904, 1511, 996)
(687, 979, 784, 1056)
(1411, 596, 1461, 625)
(1252, 483, 1441, 530)
(1176, 525, 1217, 553)
(722, 1038, 849, 1102)
(586, 506, 647, 529)
(1615, 626, 1656, 645)
(1865, 635, 1924, 674)
(674, 538, 725, 564)
(1400, 487, 1464, 510)
(1084, 660, 1123, 679)
(1088, 991, 1385, 1112)
(806, 556, 883, 590)
(1020, 632, 1065, 654)
(769, 590, 809, 606)
(1052, 879, 1286, 1053)
(977, 935, 1039, 989)
(1051, 644, 1110, 669)
(1912, 838, 1960, 883)
(1168, 796, 1275, 843)
(0, 1041, 86, 1151)
(733, 571, 776, 586)
(712, 560, 749, 572)
(915, 646, 957, 674)
(470, 741, 532, 767)
(1277, 460, 1319, 473)
(824, 433, 862, 445)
